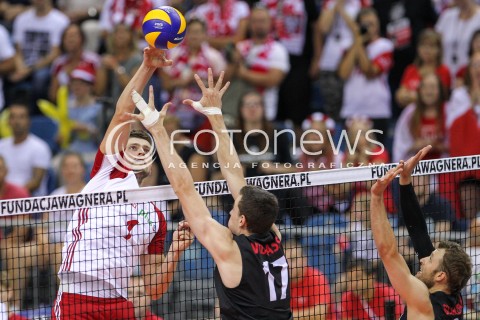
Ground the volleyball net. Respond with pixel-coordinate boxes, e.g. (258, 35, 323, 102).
(0, 155, 479, 319)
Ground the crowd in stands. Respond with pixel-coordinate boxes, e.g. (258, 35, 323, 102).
(0, 0, 479, 318)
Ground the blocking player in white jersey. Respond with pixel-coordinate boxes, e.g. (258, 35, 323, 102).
(51, 47, 194, 319)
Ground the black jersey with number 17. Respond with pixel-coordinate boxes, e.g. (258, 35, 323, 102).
(214, 230, 292, 320)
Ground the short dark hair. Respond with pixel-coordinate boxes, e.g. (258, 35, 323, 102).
(238, 185, 278, 234)
(129, 129, 152, 145)
(8, 102, 30, 116)
(437, 241, 472, 294)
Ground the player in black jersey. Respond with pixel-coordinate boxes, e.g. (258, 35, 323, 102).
(129, 69, 292, 320)
(370, 146, 472, 320)
(398, 146, 472, 319)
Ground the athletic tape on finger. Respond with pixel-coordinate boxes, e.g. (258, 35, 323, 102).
(191, 101, 222, 115)
(131, 90, 160, 127)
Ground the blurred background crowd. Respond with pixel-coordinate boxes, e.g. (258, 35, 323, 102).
(0, 0, 479, 317)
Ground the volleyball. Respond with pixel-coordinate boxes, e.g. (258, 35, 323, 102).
(142, 6, 187, 50)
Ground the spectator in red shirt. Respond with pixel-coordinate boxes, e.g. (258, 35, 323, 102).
(128, 275, 163, 320)
(285, 239, 335, 320)
(393, 72, 448, 162)
(340, 260, 403, 320)
(444, 51, 480, 220)
(448, 52, 480, 158)
(396, 29, 450, 108)
(48, 23, 101, 102)
(99, 0, 152, 36)
(186, 0, 249, 50)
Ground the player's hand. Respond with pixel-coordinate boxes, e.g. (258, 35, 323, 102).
(399, 145, 432, 185)
(172, 220, 194, 252)
(183, 68, 230, 115)
(143, 47, 173, 68)
(371, 164, 404, 197)
(126, 85, 171, 133)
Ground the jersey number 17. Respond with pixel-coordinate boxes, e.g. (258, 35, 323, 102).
(263, 256, 289, 302)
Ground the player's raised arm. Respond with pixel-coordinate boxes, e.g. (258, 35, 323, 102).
(399, 145, 435, 259)
(370, 164, 434, 318)
(126, 86, 238, 266)
(184, 69, 283, 238)
(100, 47, 172, 154)
(183, 69, 248, 199)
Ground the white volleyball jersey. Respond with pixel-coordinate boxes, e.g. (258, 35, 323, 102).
(58, 150, 167, 298)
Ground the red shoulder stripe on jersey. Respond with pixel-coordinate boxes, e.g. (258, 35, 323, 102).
(90, 150, 105, 178)
(110, 155, 129, 179)
(90, 149, 130, 179)
(148, 204, 167, 255)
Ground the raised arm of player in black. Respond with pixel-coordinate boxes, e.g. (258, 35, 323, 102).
(399, 146, 435, 259)
(400, 184, 435, 259)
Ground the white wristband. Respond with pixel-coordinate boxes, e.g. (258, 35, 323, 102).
(192, 101, 222, 115)
(131, 90, 160, 127)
